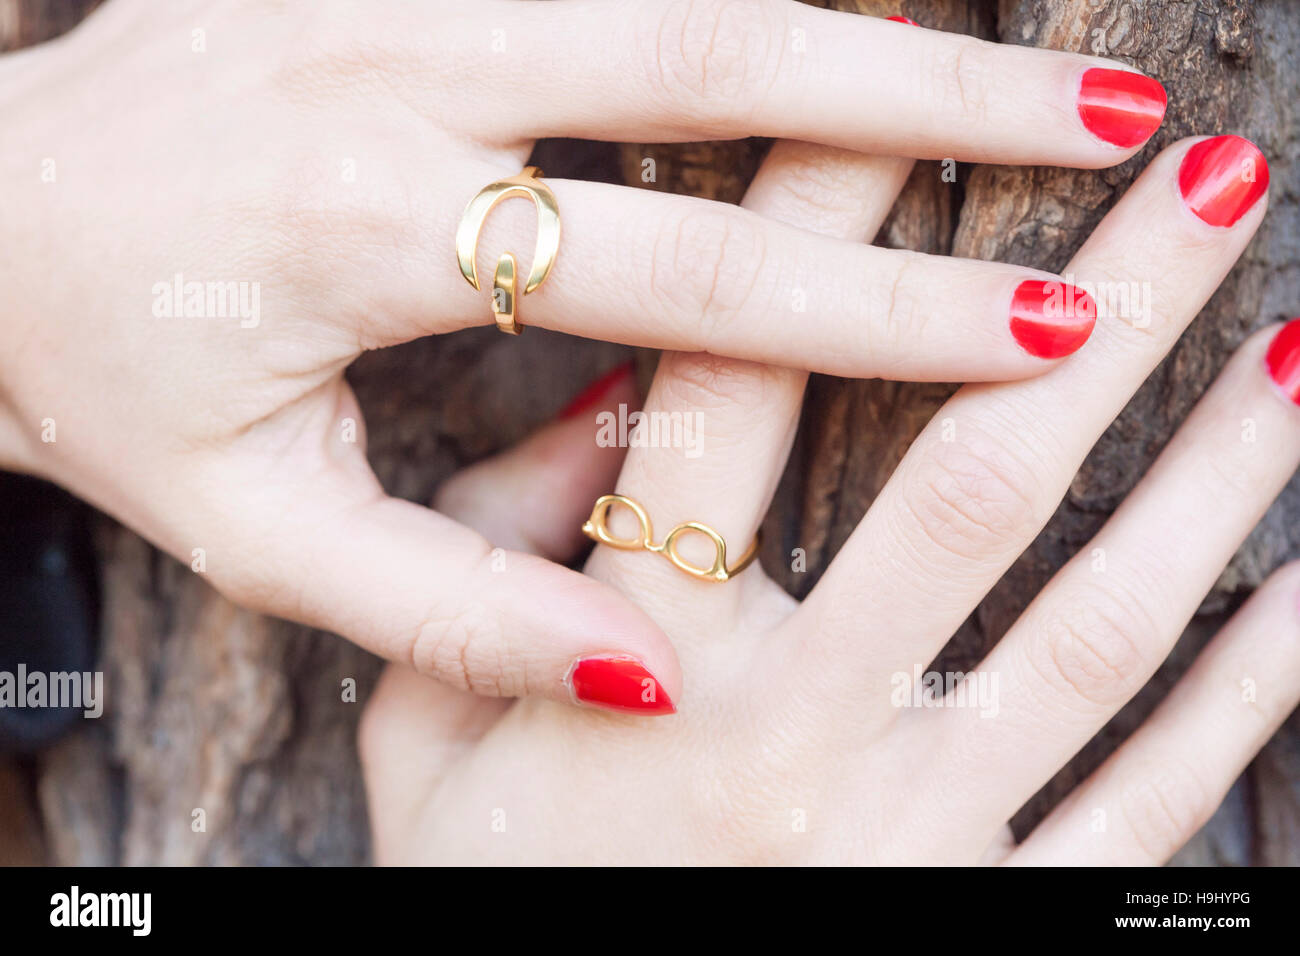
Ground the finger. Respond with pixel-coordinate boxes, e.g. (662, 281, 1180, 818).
(362, 375, 639, 854)
(586, 142, 914, 633)
(214, 372, 681, 716)
(935, 321, 1300, 830)
(435, 362, 640, 560)
(781, 136, 1270, 717)
(398, 166, 1097, 380)
(1008, 560, 1300, 866)
(490, 0, 1165, 165)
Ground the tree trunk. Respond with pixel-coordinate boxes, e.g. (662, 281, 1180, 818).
(2, 0, 1297, 865)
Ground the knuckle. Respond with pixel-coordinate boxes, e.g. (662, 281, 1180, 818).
(1031, 586, 1158, 710)
(409, 597, 514, 698)
(1118, 759, 1216, 863)
(868, 251, 928, 365)
(764, 150, 862, 222)
(649, 206, 767, 345)
(659, 351, 785, 413)
(641, 0, 779, 123)
(924, 35, 993, 126)
(900, 430, 1043, 564)
(269, 9, 384, 102)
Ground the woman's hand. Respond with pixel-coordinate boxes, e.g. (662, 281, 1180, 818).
(360, 132, 1292, 864)
(0, 1, 1169, 707)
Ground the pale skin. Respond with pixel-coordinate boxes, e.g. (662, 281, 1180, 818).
(0, 0, 1165, 709)
(360, 136, 1300, 864)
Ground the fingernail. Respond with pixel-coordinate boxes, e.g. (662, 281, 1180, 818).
(1178, 135, 1269, 228)
(567, 655, 676, 715)
(1076, 68, 1166, 148)
(886, 15, 920, 25)
(1265, 318, 1300, 406)
(559, 362, 634, 420)
(1009, 280, 1098, 359)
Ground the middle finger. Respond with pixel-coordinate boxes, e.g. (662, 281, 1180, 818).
(776, 135, 1270, 722)
(426, 169, 1099, 379)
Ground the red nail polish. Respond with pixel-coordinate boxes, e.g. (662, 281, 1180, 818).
(568, 656, 675, 715)
(1178, 135, 1269, 228)
(886, 15, 919, 25)
(1009, 280, 1097, 359)
(1076, 68, 1166, 148)
(559, 362, 634, 420)
(1265, 318, 1300, 406)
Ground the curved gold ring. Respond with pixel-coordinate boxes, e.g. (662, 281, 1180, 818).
(581, 493, 759, 583)
(455, 165, 560, 335)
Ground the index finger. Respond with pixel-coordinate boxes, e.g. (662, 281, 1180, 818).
(489, 0, 1165, 166)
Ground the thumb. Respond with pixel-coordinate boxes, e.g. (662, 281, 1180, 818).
(223, 364, 680, 717)
(364, 362, 650, 848)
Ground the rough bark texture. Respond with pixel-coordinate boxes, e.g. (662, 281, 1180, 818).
(2, 0, 1297, 865)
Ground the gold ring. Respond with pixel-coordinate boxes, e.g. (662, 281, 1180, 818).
(455, 165, 560, 335)
(581, 494, 759, 583)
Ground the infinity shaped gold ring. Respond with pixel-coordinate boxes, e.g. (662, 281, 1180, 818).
(455, 165, 560, 335)
(582, 494, 759, 583)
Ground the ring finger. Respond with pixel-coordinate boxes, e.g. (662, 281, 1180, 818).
(583, 142, 915, 642)
(938, 320, 1300, 834)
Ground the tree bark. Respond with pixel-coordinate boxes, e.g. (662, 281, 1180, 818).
(3, 0, 1297, 865)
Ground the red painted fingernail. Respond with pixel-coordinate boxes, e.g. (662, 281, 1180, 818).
(886, 15, 920, 25)
(1265, 318, 1300, 406)
(1076, 68, 1166, 148)
(1178, 135, 1269, 228)
(568, 656, 675, 715)
(1009, 280, 1097, 359)
(559, 362, 634, 420)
